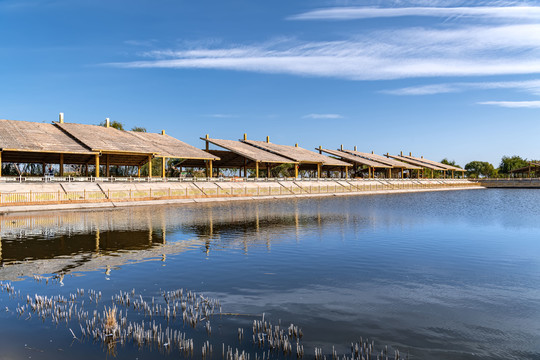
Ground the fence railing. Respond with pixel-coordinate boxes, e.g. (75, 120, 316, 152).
(0, 176, 475, 183)
(0, 180, 479, 207)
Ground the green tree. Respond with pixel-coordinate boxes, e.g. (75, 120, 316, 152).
(131, 126, 147, 132)
(99, 120, 124, 130)
(498, 155, 528, 175)
(441, 158, 462, 168)
(465, 161, 497, 178)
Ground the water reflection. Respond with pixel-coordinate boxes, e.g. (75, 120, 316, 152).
(1, 191, 539, 360)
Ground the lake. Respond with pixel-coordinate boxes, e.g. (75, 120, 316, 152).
(1, 188, 539, 359)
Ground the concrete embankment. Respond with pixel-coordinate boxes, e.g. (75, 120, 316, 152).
(480, 178, 540, 188)
(0, 179, 482, 214)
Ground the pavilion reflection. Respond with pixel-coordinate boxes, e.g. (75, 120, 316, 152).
(0, 200, 381, 279)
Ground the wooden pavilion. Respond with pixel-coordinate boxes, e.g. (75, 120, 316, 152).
(316, 147, 391, 178)
(389, 153, 465, 178)
(509, 162, 540, 178)
(341, 148, 422, 178)
(0, 116, 219, 178)
(129, 131, 219, 178)
(0, 119, 97, 177)
(190, 135, 297, 178)
(243, 137, 351, 178)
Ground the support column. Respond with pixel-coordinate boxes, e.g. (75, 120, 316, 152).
(42, 163, 46, 176)
(401, 168, 404, 178)
(95, 154, 100, 177)
(368, 167, 372, 178)
(255, 162, 259, 178)
(148, 155, 152, 178)
(452, 170, 455, 179)
(209, 160, 213, 178)
(267, 164, 271, 178)
(162, 157, 166, 178)
(294, 164, 298, 178)
(85, 163, 89, 176)
(137, 166, 140, 177)
(59, 153, 64, 177)
(106, 154, 110, 177)
(317, 164, 321, 179)
(0, 151, 2, 177)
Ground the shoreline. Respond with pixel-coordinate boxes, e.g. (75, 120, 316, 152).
(0, 185, 484, 214)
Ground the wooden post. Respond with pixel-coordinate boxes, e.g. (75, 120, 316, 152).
(209, 160, 213, 178)
(205, 134, 209, 151)
(255, 161, 259, 178)
(368, 167, 372, 178)
(162, 157, 166, 178)
(95, 154, 100, 177)
(148, 155, 152, 178)
(85, 163, 89, 176)
(317, 164, 321, 178)
(294, 164, 298, 178)
(401, 168, 404, 178)
(137, 166, 140, 177)
(267, 164, 271, 178)
(42, 163, 46, 176)
(106, 154, 110, 177)
(0, 151, 2, 177)
(59, 153, 64, 177)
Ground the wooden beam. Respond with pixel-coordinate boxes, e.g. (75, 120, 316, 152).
(162, 157, 166, 178)
(59, 153, 64, 177)
(267, 164, 271, 178)
(255, 161, 259, 178)
(148, 155, 152, 178)
(95, 154, 100, 178)
(209, 160, 213, 178)
(294, 164, 298, 178)
(0, 151, 3, 177)
(42, 163, 46, 176)
(317, 163, 321, 178)
(106, 154, 110, 177)
(137, 166, 140, 177)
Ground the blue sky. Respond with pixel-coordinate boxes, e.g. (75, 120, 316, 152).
(2, 0, 540, 166)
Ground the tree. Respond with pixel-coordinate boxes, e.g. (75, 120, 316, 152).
(498, 155, 528, 175)
(441, 158, 461, 168)
(99, 120, 124, 130)
(131, 126, 147, 132)
(465, 161, 497, 178)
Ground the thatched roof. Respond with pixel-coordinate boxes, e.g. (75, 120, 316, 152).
(129, 132, 219, 160)
(0, 119, 94, 155)
(387, 155, 447, 171)
(318, 148, 391, 168)
(342, 149, 421, 169)
(400, 155, 464, 171)
(56, 122, 156, 155)
(202, 138, 294, 163)
(243, 140, 351, 167)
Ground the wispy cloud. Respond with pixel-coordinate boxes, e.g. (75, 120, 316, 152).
(478, 100, 540, 108)
(302, 113, 344, 119)
(289, 5, 540, 21)
(384, 79, 540, 95)
(204, 114, 239, 118)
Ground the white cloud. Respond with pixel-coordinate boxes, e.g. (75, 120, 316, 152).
(204, 114, 239, 118)
(384, 79, 540, 95)
(478, 100, 540, 108)
(108, 24, 540, 81)
(302, 113, 344, 119)
(289, 5, 540, 21)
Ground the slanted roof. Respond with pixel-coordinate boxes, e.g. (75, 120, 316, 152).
(387, 155, 447, 171)
(342, 149, 421, 169)
(509, 163, 540, 173)
(202, 138, 294, 163)
(318, 148, 391, 168)
(129, 132, 219, 160)
(243, 140, 351, 167)
(56, 122, 156, 155)
(400, 155, 464, 172)
(0, 119, 94, 155)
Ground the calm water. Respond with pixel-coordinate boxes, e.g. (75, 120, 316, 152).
(0, 189, 539, 359)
